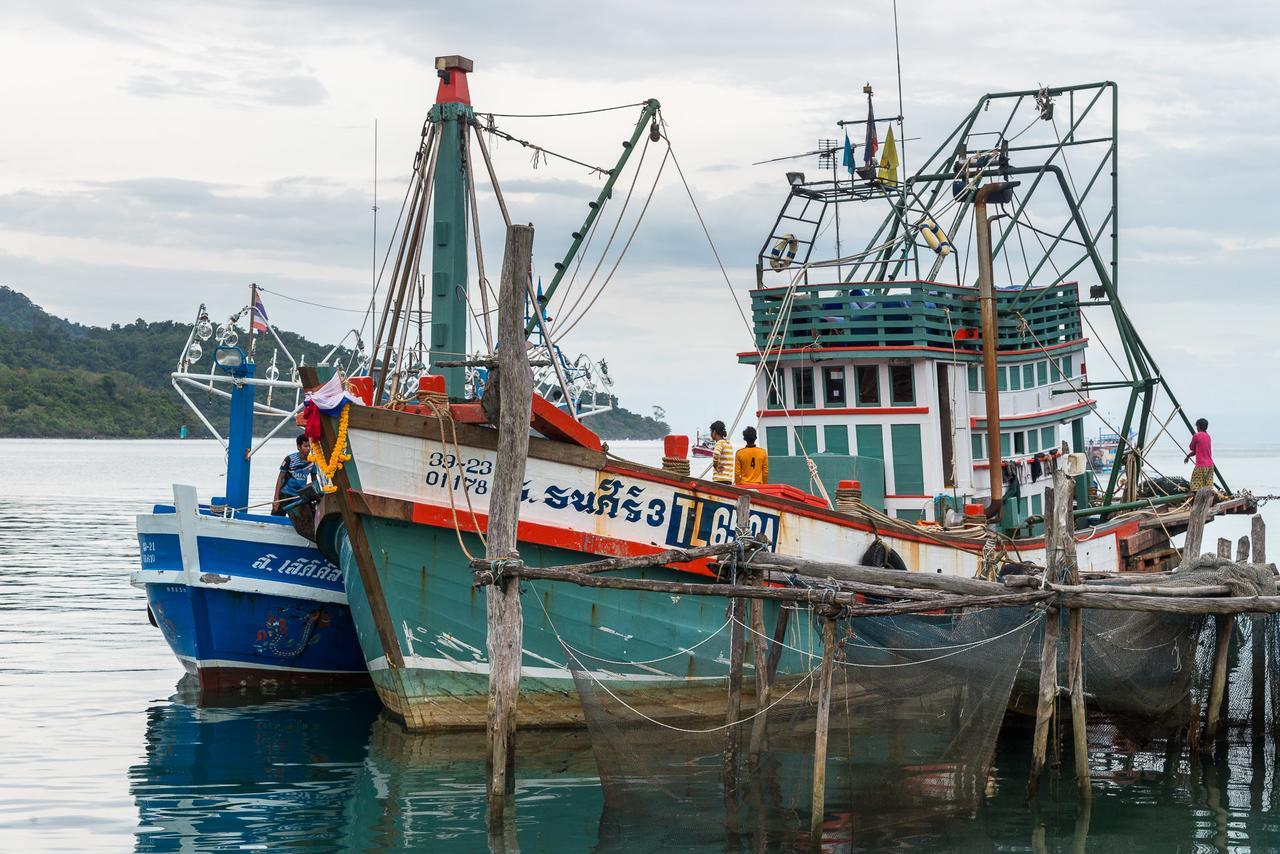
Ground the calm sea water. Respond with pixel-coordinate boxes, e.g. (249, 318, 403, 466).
(1, 438, 1279, 852)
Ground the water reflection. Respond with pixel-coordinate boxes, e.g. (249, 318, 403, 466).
(130, 683, 382, 851)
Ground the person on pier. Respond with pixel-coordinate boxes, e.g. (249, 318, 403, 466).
(709, 420, 734, 484)
(1184, 418, 1215, 493)
(735, 426, 769, 485)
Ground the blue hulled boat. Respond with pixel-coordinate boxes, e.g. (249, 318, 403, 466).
(132, 289, 366, 690)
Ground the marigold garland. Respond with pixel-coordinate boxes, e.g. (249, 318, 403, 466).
(308, 403, 352, 493)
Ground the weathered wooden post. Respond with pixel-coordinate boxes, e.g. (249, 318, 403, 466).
(722, 494, 752, 824)
(1251, 517, 1269, 740)
(485, 224, 536, 826)
(1056, 468, 1091, 801)
(1182, 487, 1214, 565)
(1027, 486, 1060, 800)
(810, 612, 838, 845)
(1199, 495, 1233, 745)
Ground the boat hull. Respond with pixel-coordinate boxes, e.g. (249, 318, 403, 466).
(331, 410, 1150, 730)
(133, 485, 367, 690)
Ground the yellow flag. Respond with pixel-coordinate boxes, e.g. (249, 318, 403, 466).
(878, 126, 900, 185)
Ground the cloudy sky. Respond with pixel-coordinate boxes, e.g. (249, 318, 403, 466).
(2, 0, 1277, 446)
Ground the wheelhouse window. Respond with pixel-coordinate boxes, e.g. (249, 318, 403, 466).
(792, 367, 816, 408)
(889, 365, 914, 406)
(767, 369, 785, 408)
(855, 365, 880, 406)
(822, 366, 846, 406)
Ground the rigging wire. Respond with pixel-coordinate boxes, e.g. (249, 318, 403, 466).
(552, 147, 671, 340)
(661, 116, 753, 339)
(258, 286, 371, 314)
(478, 102, 648, 119)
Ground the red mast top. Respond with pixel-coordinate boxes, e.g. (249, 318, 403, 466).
(434, 55, 473, 105)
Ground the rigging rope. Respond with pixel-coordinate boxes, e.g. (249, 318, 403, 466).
(478, 102, 648, 119)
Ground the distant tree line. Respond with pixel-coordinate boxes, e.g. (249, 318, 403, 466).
(0, 286, 669, 440)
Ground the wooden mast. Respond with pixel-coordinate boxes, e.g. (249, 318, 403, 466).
(973, 180, 1018, 520)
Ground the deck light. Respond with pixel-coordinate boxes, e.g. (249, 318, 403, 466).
(186, 342, 203, 363)
(214, 345, 245, 372)
(786, 171, 805, 186)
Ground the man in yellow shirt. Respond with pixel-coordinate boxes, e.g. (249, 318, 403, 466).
(735, 426, 768, 485)
(710, 420, 735, 483)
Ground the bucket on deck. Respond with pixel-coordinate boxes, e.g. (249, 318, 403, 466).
(664, 435, 690, 459)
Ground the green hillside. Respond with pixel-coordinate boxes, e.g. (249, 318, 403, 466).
(0, 287, 668, 440)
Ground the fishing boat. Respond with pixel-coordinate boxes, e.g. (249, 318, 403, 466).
(311, 62, 1256, 728)
(132, 288, 367, 690)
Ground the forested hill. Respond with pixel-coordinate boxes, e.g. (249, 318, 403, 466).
(0, 287, 668, 440)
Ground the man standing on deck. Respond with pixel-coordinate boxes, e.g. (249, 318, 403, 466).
(1184, 418, 1215, 494)
(735, 426, 769, 485)
(710, 421, 734, 484)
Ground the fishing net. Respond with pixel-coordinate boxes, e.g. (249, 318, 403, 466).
(564, 601, 1041, 850)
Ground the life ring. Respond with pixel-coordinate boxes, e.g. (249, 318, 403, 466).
(861, 540, 908, 571)
(769, 234, 799, 271)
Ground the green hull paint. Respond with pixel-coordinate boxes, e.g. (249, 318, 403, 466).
(339, 516, 823, 730)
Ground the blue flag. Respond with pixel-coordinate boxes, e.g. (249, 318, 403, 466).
(841, 132, 854, 176)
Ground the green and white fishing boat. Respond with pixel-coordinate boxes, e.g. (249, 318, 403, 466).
(311, 59, 1254, 730)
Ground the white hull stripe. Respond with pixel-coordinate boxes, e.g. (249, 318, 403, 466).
(366, 653, 723, 683)
(176, 655, 365, 675)
(131, 569, 347, 605)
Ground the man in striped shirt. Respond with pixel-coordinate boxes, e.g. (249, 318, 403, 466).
(710, 420, 734, 483)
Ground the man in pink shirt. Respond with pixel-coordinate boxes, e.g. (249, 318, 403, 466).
(1184, 418, 1214, 493)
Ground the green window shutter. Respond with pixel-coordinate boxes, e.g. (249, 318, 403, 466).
(793, 425, 818, 455)
(855, 424, 885, 461)
(890, 424, 924, 495)
(1060, 355, 1073, 378)
(1023, 364, 1035, 387)
(997, 367, 1007, 391)
(1036, 361, 1048, 386)
(1009, 366, 1021, 390)
(823, 424, 849, 455)
(968, 365, 979, 392)
(971, 432, 984, 460)
(1041, 426, 1055, 451)
(765, 426, 789, 457)
(1014, 431, 1026, 454)
(1000, 433, 1011, 456)
(1031, 493, 1043, 516)
(896, 509, 924, 522)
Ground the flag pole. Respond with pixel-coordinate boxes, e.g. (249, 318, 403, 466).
(248, 282, 259, 362)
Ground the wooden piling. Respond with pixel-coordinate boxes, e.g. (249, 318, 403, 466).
(1202, 614, 1235, 743)
(1252, 517, 1269, 740)
(1217, 538, 1232, 559)
(1182, 487, 1214, 565)
(484, 224, 536, 825)
(722, 494, 752, 811)
(1051, 468, 1091, 801)
(810, 614, 837, 845)
(1028, 605, 1060, 800)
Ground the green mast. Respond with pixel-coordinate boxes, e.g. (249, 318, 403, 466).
(428, 55, 475, 398)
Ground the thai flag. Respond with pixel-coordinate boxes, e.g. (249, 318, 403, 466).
(251, 298, 269, 333)
(863, 100, 879, 166)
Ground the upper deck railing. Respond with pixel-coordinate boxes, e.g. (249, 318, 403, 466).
(748, 280, 1081, 355)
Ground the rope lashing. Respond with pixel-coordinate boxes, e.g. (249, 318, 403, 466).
(474, 557, 524, 587)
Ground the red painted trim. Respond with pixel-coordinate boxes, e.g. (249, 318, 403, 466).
(408, 501, 719, 577)
(757, 406, 929, 417)
(739, 338, 1088, 360)
(969, 399, 1095, 428)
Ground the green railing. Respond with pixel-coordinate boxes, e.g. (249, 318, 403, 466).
(749, 280, 1080, 354)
